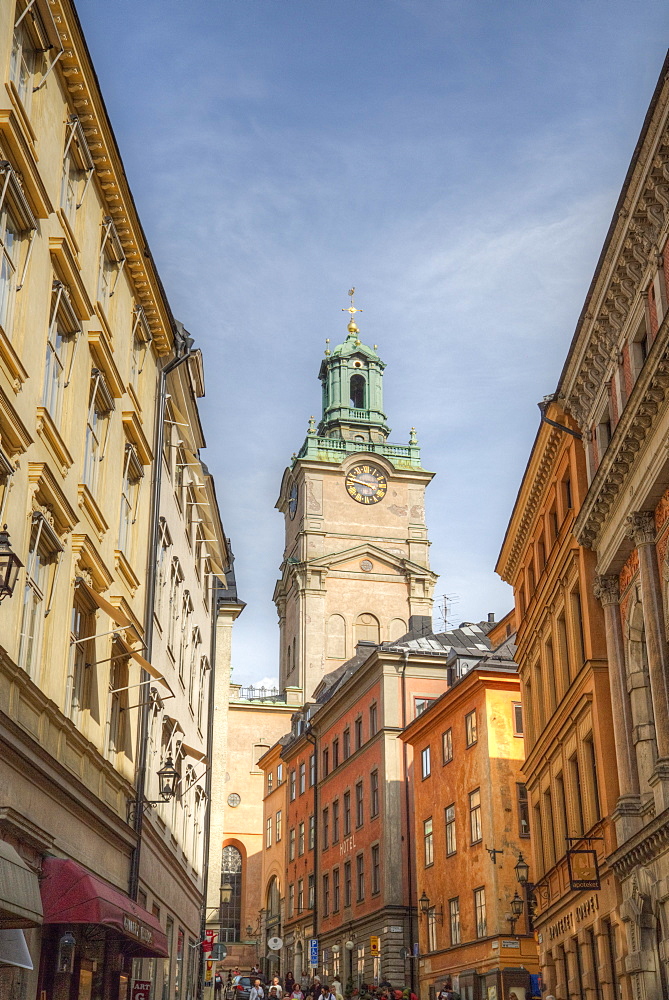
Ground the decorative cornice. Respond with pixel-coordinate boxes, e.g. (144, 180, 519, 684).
(609, 807, 669, 878)
(572, 325, 669, 548)
(498, 426, 561, 581)
(593, 574, 620, 606)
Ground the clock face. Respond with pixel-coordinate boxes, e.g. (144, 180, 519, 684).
(345, 464, 388, 504)
(289, 483, 298, 519)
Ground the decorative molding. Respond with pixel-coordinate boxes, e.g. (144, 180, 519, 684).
(0, 107, 51, 219)
(77, 482, 108, 540)
(0, 383, 32, 455)
(0, 323, 29, 391)
(70, 532, 113, 590)
(619, 548, 640, 595)
(35, 407, 74, 475)
(122, 410, 152, 465)
(87, 329, 124, 398)
(27, 462, 77, 534)
(594, 574, 620, 606)
(49, 237, 93, 320)
(626, 511, 656, 546)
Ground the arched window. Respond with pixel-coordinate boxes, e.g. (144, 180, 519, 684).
(266, 876, 281, 935)
(220, 845, 243, 942)
(286, 643, 292, 676)
(350, 375, 365, 409)
(327, 614, 346, 659)
(355, 612, 379, 645)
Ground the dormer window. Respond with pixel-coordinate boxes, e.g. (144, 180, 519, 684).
(350, 374, 365, 409)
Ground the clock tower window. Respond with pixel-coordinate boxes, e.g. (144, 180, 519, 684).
(350, 374, 365, 409)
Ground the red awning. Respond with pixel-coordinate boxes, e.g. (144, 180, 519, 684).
(40, 858, 168, 958)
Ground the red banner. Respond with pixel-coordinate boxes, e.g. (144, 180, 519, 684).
(202, 929, 217, 953)
(132, 981, 152, 1000)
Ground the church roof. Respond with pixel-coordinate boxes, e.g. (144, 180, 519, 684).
(329, 327, 381, 362)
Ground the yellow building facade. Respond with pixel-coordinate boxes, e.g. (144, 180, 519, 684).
(0, 5, 236, 1000)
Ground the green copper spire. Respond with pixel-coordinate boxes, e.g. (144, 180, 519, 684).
(295, 290, 424, 471)
(317, 289, 390, 443)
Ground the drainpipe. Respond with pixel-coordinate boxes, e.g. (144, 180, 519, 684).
(196, 580, 223, 1000)
(401, 651, 416, 995)
(305, 727, 318, 943)
(128, 327, 194, 901)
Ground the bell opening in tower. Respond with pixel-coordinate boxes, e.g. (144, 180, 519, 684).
(350, 373, 365, 409)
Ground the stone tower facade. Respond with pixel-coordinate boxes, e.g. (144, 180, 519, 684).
(274, 303, 438, 702)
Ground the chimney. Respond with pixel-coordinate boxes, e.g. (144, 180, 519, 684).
(488, 612, 495, 623)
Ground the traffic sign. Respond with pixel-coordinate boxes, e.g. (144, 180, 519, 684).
(370, 936, 379, 956)
(309, 938, 319, 967)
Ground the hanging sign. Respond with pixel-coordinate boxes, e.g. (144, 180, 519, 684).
(567, 848, 601, 891)
(131, 982, 152, 1000)
(309, 938, 319, 967)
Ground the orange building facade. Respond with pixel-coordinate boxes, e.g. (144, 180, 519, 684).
(496, 399, 623, 1000)
(281, 727, 317, 981)
(401, 661, 539, 1000)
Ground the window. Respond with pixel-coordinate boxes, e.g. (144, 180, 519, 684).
(415, 698, 434, 718)
(0, 168, 34, 335)
(322, 807, 329, 849)
(42, 281, 80, 424)
(288, 883, 294, 918)
(66, 592, 95, 722)
(277, 763, 283, 783)
(332, 738, 340, 767)
(370, 770, 379, 817)
(267, 771, 273, 794)
(322, 874, 330, 916)
(308, 873, 315, 909)
(449, 898, 461, 945)
(276, 810, 282, 842)
(344, 860, 352, 907)
(219, 845, 242, 942)
(344, 790, 351, 835)
(371, 844, 380, 894)
(118, 444, 143, 557)
(10, 12, 36, 110)
(585, 734, 601, 824)
(266, 816, 272, 848)
(18, 512, 63, 678)
(369, 702, 378, 735)
(289, 828, 295, 861)
(83, 369, 114, 494)
(290, 769, 296, 801)
(309, 752, 316, 786)
(445, 803, 456, 855)
(298, 821, 305, 856)
(355, 716, 363, 749)
(97, 217, 125, 310)
(299, 761, 306, 794)
(356, 853, 365, 901)
(570, 752, 585, 835)
(517, 784, 530, 837)
(442, 728, 453, 764)
(355, 611, 379, 644)
(322, 747, 329, 777)
(350, 374, 365, 408)
(513, 702, 524, 736)
(60, 116, 94, 223)
(469, 788, 482, 843)
(423, 817, 434, 866)
(343, 728, 351, 759)
(421, 745, 431, 778)
(333, 867, 340, 911)
(332, 799, 340, 842)
(129, 305, 151, 391)
(308, 813, 315, 850)
(427, 907, 437, 952)
(465, 710, 477, 747)
(356, 781, 364, 828)
(297, 879, 304, 914)
(108, 642, 129, 757)
(474, 887, 487, 938)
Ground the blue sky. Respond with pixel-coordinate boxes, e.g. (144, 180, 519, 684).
(76, 0, 668, 686)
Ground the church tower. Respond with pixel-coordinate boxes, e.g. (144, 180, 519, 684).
(274, 292, 438, 703)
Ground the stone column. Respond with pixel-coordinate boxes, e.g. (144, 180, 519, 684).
(626, 511, 669, 811)
(594, 575, 642, 839)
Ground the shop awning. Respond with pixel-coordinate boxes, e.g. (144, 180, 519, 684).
(40, 858, 168, 958)
(76, 579, 134, 630)
(0, 841, 43, 929)
(0, 929, 33, 969)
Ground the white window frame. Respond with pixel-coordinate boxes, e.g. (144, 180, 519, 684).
(42, 280, 81, 423)
(82, 368, 114, 494)
(18, 511, 63, 679)
(13, 0, 63, 102)
(421, 744, 431, 778)
(97, 216, 126, 309)
(61, 116, 95, 222)
(0, 163, 37, 332)
(118, 443, 144, 557)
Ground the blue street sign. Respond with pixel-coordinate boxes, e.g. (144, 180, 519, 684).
(309, 939, 319, 967)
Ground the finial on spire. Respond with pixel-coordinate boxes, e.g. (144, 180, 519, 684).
(342, 287, 362, 334)
(308, 415, 316, 435)
(324, 338, 330, 357)
(409, 427, 418, 445)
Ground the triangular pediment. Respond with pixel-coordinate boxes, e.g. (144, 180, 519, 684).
(309, 542, 431, 578)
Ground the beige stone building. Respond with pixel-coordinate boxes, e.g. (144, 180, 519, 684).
(0, 5, 237, 1000)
